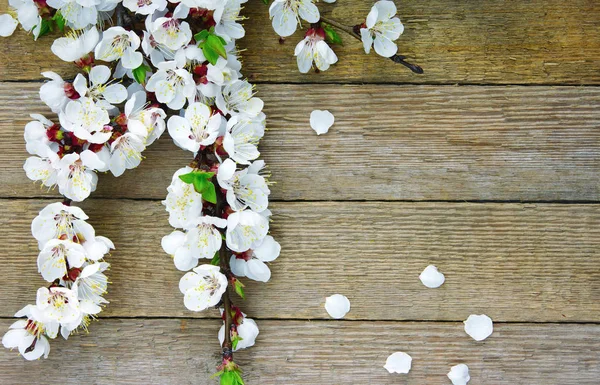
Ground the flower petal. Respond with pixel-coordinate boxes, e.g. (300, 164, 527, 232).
(384, 352, 412, 374)
(464, 314, 493, 341)
(419, 265, 445, 288)
(310, 110, 335, 135)
(448, 364, 471, 385)
(324, 294, 350, 319)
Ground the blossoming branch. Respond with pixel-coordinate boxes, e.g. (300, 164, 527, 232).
(0, 0, 420, 383)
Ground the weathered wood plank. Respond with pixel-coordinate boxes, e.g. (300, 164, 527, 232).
(0, 319, 598, 384)
(2, 1, 600, 84)
(0, 83, 598, 201)
(1, 199, 598, 322)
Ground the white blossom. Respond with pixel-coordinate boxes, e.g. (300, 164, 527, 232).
(167, 102, 222, 152)
(3, 0, 42, 38)
(36, 287, 80, 324)
(216, 80, 263, 117)
(72, 65, 127, 110)
(46, 0, 100, 30)
(31, 202, 95, 249)
(150, 17, 192, 51)
(162, 166, 204, 229)
(72, 262, 110, 316)
(226, 210, 269, 252)
(214, 0, 246, 43)
(295, 29, 337, 73)
(95, 26, 143, 69)
(51, 27, 99, 62)
(56, 150, 105, 201)
(39, 72, 71, 113)
(218, 313, 259, 351)
(23, 149, 60, 188)
(37, 239, 87, 282)
(2, 305, 52, 360)
(360, 0, 404, 58)
(109, 133, 146, 177)
(217, 159, 270, 212)
(229, 235, 280, 282)
(146, 60, 195, 110)
(269, 0, 319, 37)
(59, 97, 111, 144)
(162, 216, 227, 271)
(179, 265, 228, 311)
(124, 91, 167, 145)
(223, 116, 264, 165)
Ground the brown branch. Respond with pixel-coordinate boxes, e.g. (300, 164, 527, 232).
(319, 15, 424, 74)
(214, 173, 233, 362)
(319, 15, 361, 41)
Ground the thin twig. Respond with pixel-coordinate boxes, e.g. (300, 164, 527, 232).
(215, 174, 233, 362)
(319, 15, 361, 41)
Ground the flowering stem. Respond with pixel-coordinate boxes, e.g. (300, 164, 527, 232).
(214, 173, 234, 362)
(319, 15, 361, 40)
(319, 16, 423, 74)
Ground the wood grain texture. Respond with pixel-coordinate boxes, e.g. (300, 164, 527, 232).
(0, 319, 599, 384)
(0, 83, 598, 201)
(1, 199, 598, 322)
(2, 1, 600, 84)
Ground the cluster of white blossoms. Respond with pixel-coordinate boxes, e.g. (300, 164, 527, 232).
(268, 0, 409, 73)
(2, 202, 113, 360)
(0, 0, 417, 382)
(156, 2, 280, 369)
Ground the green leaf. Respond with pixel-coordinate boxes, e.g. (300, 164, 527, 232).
(52, 11, 66, 32)
(234, 279, 245, 299)
(210, 252, 220, 266)
(37, 19, 53, 38)
(231, 334, 243, 350)
(261, 0, 269, 4)
(194, 30, 209, 43)
(323, 25, 343, 45)
(132, 64, 151, 85)
(220, 372, 235, 385)
(220, 370, 244, 385)
(178, 170, 217, 204)
(196, 29, 227, 65)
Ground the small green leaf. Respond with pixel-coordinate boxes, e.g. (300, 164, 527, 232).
(219, 369, 244, 385)
(323, 25, 343, 45)
(220, 372, 235, 385)
(231, 334, 243, 350)
(196, 29, 227, 65)
(210, 252, 220, 266)
(37, 20, 53, 38)
(262, 0, 269, 4)
(234, 279, 245, 299)
(132, 64, 151, 85)
(194, 29, 209, 43)
(52, 11, 66, 32)
(178, 170, 217, 204)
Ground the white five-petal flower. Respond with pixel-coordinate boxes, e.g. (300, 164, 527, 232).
(295, 28, 338, 73)
(179, 265, 228, 311)
(269, 0, 319, 37)
(168, 102, 222, 152)
(360, 0, 404, 58)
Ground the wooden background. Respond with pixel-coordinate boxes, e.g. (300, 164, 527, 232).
(1, 0, 599, 384)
